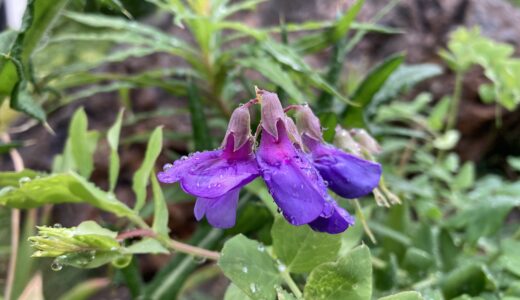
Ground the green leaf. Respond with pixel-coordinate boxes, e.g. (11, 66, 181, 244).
(238, 56, 305, 103)
(107, 109, 124, 192)
(433, 130, 460, 150)
(125, 238, 169, 254)
(132, 126, 163, 212)
(0, 0, 70, 118)
(0, 172, 139, 222)
(224, 283, 252, 300)
(304, 245, 372, 300)
(378, 291, 424, 300)
(187, 79, 212, 150)
(57, 278, 109, 300)
(219, 234, 282, 300)
(370, 63, 442, 109)
(428, 96, 451, 131)
(440, 263, 498, 299)
(151, 174, 169, 238)
(69, 107, 99, 179)
(0, 170, 39, 187)
(342, 53, 405, 127)
(294, 0, 364, 53)
(499, 239, 520, 277)
(271, 217, 341, 274)
(453, 162, 475, 190)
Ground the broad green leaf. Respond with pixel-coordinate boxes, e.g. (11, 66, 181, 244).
(132, 126, 163, 212)
(69, 108, 99, 179)
(0, 172, 139, 222)
(219, 234, 282, 300)
(125, 238, 169, 254)
(0, 170, 39, 187)
(224, 283, 252, 300)
(107, 109, 124, 192)
(151, 174, 169, 238)
(271, 217, 341, 274)
(304, 245, 372, 300)
(342, 53, 405, 127)
(378, 291, 424, 300)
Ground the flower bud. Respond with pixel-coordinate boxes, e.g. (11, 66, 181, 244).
(284, 116, 303, 148)
(333, 126, 362, 156)
(222, 105, 253, 152)
(295, 105, 323, 142)
(257, 89, 285, 141)
(350, 129, 381, 155)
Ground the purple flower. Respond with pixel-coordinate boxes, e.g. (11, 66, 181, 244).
(158, 106, 259, 228)
(296, 105, 382, 199)
(256, 90, 354, 233)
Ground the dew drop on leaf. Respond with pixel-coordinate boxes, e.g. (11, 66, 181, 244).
(242, 266, 248, 273)
(53, 223, 62, 228)
(257, 243, 265, 252)
(51, 261, 63, 271)
(18, 176, 31, 186)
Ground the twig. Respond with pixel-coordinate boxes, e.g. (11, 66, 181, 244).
(116, 228, 221, 261)
(353, 199, 377, 244)
(1, 133, 24, 300)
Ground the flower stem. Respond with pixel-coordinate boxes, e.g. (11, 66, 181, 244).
(281, 270, 303, 299)
(354, 199, 377, 244)
(1, 133, 24, 300)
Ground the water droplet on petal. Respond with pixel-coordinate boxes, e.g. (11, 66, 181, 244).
(163, 163, 173, 171)
(180, 156, 188, 160)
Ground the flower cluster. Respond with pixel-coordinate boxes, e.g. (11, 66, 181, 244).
(158, 90, 382, 234)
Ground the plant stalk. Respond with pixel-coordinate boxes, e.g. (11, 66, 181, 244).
(281, 270, 303, 299)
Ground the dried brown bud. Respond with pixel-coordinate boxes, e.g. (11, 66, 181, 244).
(333, 126, 362, 156)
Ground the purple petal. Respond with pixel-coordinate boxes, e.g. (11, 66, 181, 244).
(305, 138, 382, 199)
(309, 204, 355, 234)
(257, 121, 325, 225)
(194, 188, 241, 228)
(158, 142, 259, 198)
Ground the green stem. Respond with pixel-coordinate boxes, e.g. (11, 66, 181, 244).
(353, 199, 377, 244)
(446, 71, 464, 131)
(281, 270, 303, 299)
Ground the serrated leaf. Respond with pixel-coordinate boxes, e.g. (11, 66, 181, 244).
(304, 245, 372, 300)
(125, 238, 169, 254)
(378, 291, 424, 300)
(107, 109, 124, 192)
(219, 234, 282, 300)
(69, 107, 99, 179)
(132, 126, 163, 212)
(271, 217, 341, 274)
(151, 174, 169, 238)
